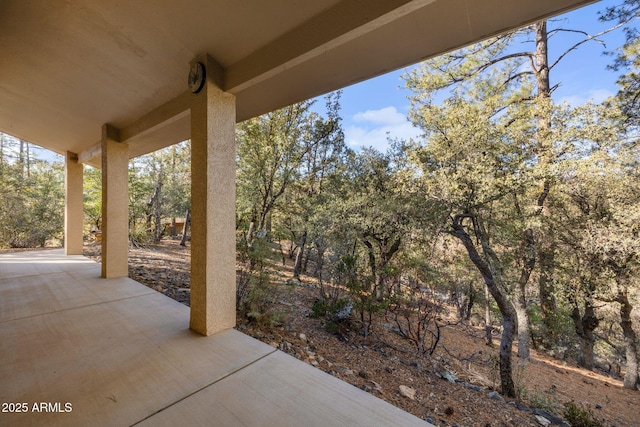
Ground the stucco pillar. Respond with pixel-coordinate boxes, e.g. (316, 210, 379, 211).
(101, 124, 129, 278)
(190, 54, 236, 336)
(64, 151, 84, 255)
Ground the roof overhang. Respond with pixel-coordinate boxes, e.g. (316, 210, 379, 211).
(0, 0, 597, 167)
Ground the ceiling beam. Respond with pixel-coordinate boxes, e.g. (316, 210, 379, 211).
(119, 91, 191, 143)
(225, 0, 436, 93)
(78, 91, 192, 165)
(78, 141, 102, 165)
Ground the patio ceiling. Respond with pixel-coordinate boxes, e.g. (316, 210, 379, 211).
(0, 0, 596, 166)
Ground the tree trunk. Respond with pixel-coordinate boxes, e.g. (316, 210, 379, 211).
(450, 214, 516, 397)
(362, 238, 380, 297)
(25, 142, 31, 178)
(246, 207, 261, 246)
(485, 284, 493, 346)
(302, 247, 310, 274)
(515, 227, 535, 360)
(293, 229, 307, 278)
(465, 282, 476, 321)
(146, 180, 163, 241)
(538, 231, 557, 344)
(19, 139, 25, 179)
(618, 290, 640, 389)
(534, 20, 558, 348)
(571, 300, 599, 370)
(179, 208, 190, 246)
(265, 212, 272, 237)
(314, 246, 326, 278)
(246, 217, 256, 245)
(500, 314, 517, 397)
(534, 21, 551, 99)
(154, 190, 163, 242)
(514, 298, 531, 360)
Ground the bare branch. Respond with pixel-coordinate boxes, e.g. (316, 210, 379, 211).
(549, 23, 626, 71)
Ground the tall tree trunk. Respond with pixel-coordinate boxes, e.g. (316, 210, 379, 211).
(26, 142, 31, 178)
(534, 21, 551, 100)
(538, 225, 557, 343)
(618, 289, 640, 389)
(154, 182, 163, 241)
(450, 214, 517, 397)
(514, 201, 535, 360)
(145, 180, 163, 242)
(293, 229, 307, 278)
(534, 20, 558, 345)
(19, 139, 25, 179)
(179, 208, 190, 246)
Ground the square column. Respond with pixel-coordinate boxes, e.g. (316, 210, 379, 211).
(64, 151, 84, 255)
(190, 54, 237, 336)
(101, 124, 129, 278)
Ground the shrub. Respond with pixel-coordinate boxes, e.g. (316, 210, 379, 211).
(337, 254, 387, 337)
(521, 386, 559, 413)
(563, 401, 603, 427)
(310, 297, 353, 335)
(129, 222, 153, 248)
(236, 232, 283, 325)
(386, 280, 443, 355)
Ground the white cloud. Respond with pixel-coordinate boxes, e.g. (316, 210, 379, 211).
(353, 106, 407, 126)
(558, 88, 615, 106)
(346, 106, 421, 152)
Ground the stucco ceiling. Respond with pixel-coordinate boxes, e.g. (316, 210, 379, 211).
(0, 0, 596, 165)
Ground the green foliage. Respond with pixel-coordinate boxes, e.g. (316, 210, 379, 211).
(601, 1, 640, 126)
(310, 297, 352, 334)
(123, 141, 191, 243)
(310, 295, 351, 319)
(521, 386, 559, 413)
(401, 15, 640, 395)
(530, 304, 578, 357)
(563, 401, 603, 427)
(0, 136, 64, 248)
(83, 166, 102, 232)
(129, 222, 154, 248)
(236, 100, 314, 240)
(236, 233, 284, 326)
(334, 254, 386, 336)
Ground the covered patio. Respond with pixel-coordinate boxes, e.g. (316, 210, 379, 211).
(0, 249, 427, 426)
(0, 0, 595, 425)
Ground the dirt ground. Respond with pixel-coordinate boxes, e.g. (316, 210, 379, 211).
(79, 240, 638, 427)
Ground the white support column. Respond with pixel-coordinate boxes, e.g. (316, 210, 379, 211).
(64, 151, 84, 255)
(190, 54, 237, 336)
(101, 124, 129, 278)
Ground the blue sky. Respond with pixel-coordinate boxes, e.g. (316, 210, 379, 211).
(336, 0, 629, 152)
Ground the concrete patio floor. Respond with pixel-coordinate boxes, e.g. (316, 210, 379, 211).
(0, 249, 430, 426)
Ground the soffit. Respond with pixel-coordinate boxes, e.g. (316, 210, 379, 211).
(0, 0, 596, 164)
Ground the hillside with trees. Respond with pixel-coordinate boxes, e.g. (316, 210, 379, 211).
(1, 2, 639, 426)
